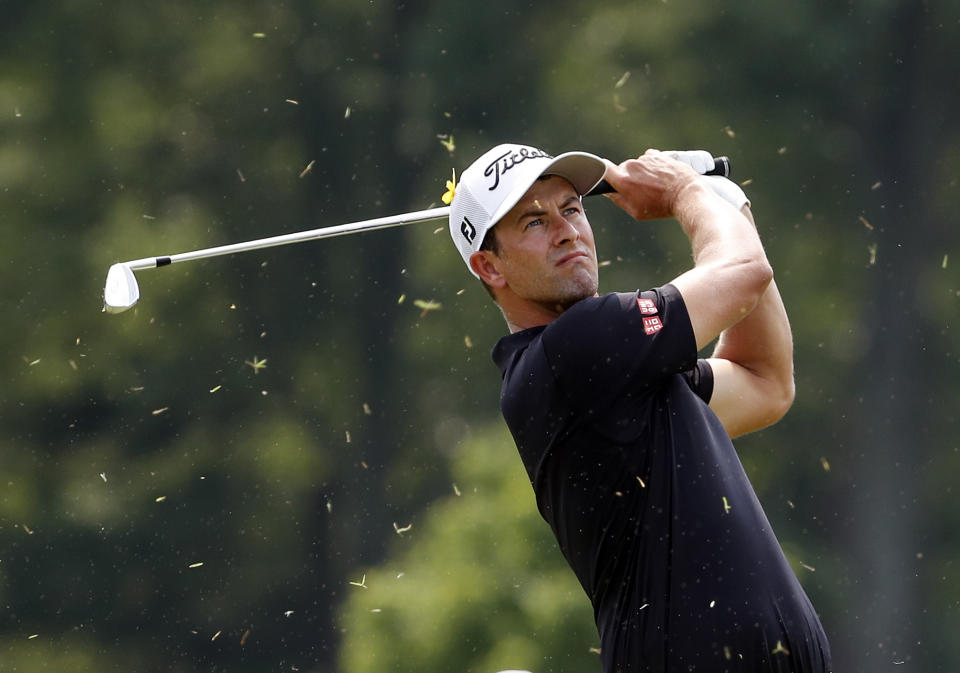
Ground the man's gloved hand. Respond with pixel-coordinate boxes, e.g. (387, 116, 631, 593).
(662, 150, 717, 175)
(664, 150, 750, 211)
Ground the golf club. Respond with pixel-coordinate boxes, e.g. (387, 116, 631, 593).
(102, 154, 730, 314)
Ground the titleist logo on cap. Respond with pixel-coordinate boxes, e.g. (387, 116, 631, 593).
(483, 147, 552, 191)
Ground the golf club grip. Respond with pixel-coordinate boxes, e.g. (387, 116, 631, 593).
(586, 155, 730, 197)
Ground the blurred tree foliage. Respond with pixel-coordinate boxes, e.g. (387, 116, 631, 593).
(339, 423, 598, 673)
(1, 0, 957, 671)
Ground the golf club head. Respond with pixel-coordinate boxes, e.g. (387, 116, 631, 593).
(103, 263, 140, 313)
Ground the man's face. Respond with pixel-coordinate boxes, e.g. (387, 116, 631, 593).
(487, 175, 599, 309)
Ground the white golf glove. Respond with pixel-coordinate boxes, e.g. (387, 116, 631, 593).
(664, 149, 750, 210)
(663, 149, 717, 175)
(703, 175, 750, 210)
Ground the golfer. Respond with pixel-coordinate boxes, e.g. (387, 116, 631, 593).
(448, 144, 831, 672)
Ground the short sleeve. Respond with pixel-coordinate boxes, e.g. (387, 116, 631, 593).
(682, 359, 714, 403)
(539, 284, 699, 410)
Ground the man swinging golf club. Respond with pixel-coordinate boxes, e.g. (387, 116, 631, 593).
(449, 144, 831, 672)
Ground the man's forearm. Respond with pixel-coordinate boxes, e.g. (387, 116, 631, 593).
(710, 207, 794, 402)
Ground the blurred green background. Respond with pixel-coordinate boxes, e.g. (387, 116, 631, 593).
(2, 1, 958, 671)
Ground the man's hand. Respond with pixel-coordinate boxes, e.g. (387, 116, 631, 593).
(602, 149, 703, 220)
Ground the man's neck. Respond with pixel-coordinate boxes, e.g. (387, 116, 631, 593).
(499, 296, 571, 333)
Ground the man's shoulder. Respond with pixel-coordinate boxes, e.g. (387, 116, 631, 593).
(492, 294, 617, 371)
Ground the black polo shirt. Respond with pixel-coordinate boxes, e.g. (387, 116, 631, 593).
(492, 285, 831, 673)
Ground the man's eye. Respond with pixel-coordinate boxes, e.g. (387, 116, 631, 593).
(525, 218, 543, 229)
(564, 207, 580, 216)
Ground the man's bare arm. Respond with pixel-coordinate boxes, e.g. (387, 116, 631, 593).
(604, 152, 791, 437)
(706, 207, 795, 438)
(604, 151, 773, 350)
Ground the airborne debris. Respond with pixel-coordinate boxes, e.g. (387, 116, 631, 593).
(188, 562, 204, 569)
(363, 402, 372, 415)
(722, 125, 736, 138)
(437, 134, 456, 153)
(413, 299, 442, 317)
(155, 496, 167, 503)
(99, 472, 107, 482)
(299, 160, 316, 178)
(209, 385, 222, 393)
(240, 629, 251, 646)
(344, 106, 351, 119)
(452, 483, 461, 496)
(820, 457, 831, 472)
(393, 522, 413, 536)
(349, 574, 368, 589)
(152, 407, 169, 416)
(722, 496, 732, 514)
(867, 244, 878, 266)
(858, 215, 874, 230)
(244, 356, 267, 374)
(252, 32, 266, 38)
(614, 71, 631, 89)
(771, 641, 790, 656)
(211, 630, 222, 642)
(285, 99, 299, 105)
(800, 562, 816, 572)
(441, 168, 457, 204)
(464, 336, 473, 349)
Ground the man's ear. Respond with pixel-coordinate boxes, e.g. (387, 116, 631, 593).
(469, 250, 506, 288)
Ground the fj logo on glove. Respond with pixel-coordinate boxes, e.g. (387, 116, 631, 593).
(460, 217, 477, 244)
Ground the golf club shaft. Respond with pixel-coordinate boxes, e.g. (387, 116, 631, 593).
(119, 155, 730, 270)
(121, 205, 452, 271)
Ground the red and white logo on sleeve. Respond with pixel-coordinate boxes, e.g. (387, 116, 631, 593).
(636, 298, 657, 315)
(642, 316, 663, 335)
(636, 297, 663, 335)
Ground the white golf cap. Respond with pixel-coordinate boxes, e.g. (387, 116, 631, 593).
(449, 143, 607, 277)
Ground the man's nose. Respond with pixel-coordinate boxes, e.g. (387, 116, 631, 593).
(552, 213, 580, 245)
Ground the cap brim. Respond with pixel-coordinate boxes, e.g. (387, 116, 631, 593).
(486, 151, 607, 231)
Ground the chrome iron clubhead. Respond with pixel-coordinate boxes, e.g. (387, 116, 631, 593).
(103, 263, 141, 313)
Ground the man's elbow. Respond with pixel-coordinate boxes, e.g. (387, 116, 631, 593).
(730, 257, 774, 312)
(737, 379, 794, 437)
(770, 374, 796, 424)
(746, 257, 774, 300)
